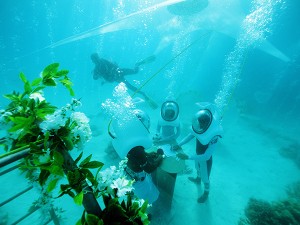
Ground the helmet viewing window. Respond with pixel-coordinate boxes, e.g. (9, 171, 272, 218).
(161, 101, 179, 121)
(192, 109, 212, 134)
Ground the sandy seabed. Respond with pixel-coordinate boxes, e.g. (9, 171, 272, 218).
(0, 111, 299, 225)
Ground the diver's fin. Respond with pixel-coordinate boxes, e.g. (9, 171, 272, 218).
(135, 55, 156, 67)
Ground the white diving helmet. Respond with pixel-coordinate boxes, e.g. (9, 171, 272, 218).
(161, 101, 179, 122)
(111, 109, 152, 159)
(192, 109, 212, 134)
(191, 102, 223, 145)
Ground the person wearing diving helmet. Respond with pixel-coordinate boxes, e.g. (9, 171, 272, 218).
(173, 102, 223, 203)
(153, 100, 181, 145)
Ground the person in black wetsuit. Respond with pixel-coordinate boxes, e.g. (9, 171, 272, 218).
(91, 53, 140, 82)
(91, 53, 157, 108)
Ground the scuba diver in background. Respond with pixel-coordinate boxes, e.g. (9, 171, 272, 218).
(153, 99, 181, 145)
(173, 102, 223, 203)
(91, 53, 157, 108)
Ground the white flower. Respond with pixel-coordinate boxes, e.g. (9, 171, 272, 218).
(98, 166, 117, 184)
(29, 92, 45, 102)
(133, 198, 146, 208)
(110, 177, 134, 197)
(0, 110, 12, 129)
(39, 109, 67, 132)
(71, 112, 89, 124)
(71, 98, 82, 108)
(118, 158, 128, 171)
(70, 112, 92, 150)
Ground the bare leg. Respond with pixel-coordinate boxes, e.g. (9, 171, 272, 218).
(198, 183, 209, 203)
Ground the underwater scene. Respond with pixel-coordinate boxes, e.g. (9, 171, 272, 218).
(1, 0, 300, 224)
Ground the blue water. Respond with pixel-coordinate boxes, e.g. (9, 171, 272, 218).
(1, 0, 300, 224)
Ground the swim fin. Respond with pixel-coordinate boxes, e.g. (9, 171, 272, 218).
(135, 55, 156, 67)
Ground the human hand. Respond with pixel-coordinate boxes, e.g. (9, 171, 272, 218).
(172, 145, 182, 151)
(153, 133, 161, 141)
(176, 153, 189, 160)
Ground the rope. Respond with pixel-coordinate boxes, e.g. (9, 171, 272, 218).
(132, 32, 211, 97)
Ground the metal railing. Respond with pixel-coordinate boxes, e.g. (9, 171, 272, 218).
(0, 147, 60, 225)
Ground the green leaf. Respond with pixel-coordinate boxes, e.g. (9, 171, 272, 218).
(68, 87, 75, 96)
(10, 116, 27, 123)
(85, 214, 102, 225)
(31, 77, 43, 86)
(60, 184, 71, 192)
(3, 93, 20, 102)
(127, 194, 132, 208)
(67, 190, 76, 198)
(79, 154, 92, 168)
(29, 142, 43, 155)
(67, 169, 82, 186)
(8, 123, 25, 132)
(139, 211, 150, 225)
(121, 200, 126, 209)
(31, 86, 45, 93)
(74, 191, 84, 205)
(81, 161, 104, 169)
(44, 132, 50, 149)
(54, 191, 65, 199)
(60, 78, 73, 86)
(42, 63, 59, 79)
(55, 69, 69, 78)
(106, 202, 127, 221)
(43, 78, 56, 86)
(57, 126, 69, 137)
(47, 178, 59, 192)
(24, 81, 32, 94)
(60, 78, 75, 96)
(49, 165, 64, 176)
(35, 104, 56, 119)
(19, 72, 27, 83)
(74, 152, 83, 165)
(9, 116, 35, 132)
(75, 219, 82, 225)
(140, 200, 148, 213)
(62, 137, 74, 150)
(28, 98, 36, 111)
(53, 151, 64, 166)
(80, 168, 97, 186)
(39, 169, 51, 186)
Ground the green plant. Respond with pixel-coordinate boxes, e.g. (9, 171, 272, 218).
(0, 63, 150, 224)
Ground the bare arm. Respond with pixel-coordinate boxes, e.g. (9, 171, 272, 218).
(189, 142, 216, 161)
(173, 133, 195, 151)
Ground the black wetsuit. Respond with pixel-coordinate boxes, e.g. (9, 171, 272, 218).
(92, 56, 138, 82)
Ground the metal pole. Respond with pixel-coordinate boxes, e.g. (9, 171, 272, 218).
(0, 185, 33, 207)
(0, 163, 22, 176)
(11, 206, 40, 225)
(0, 149, 30, 168)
